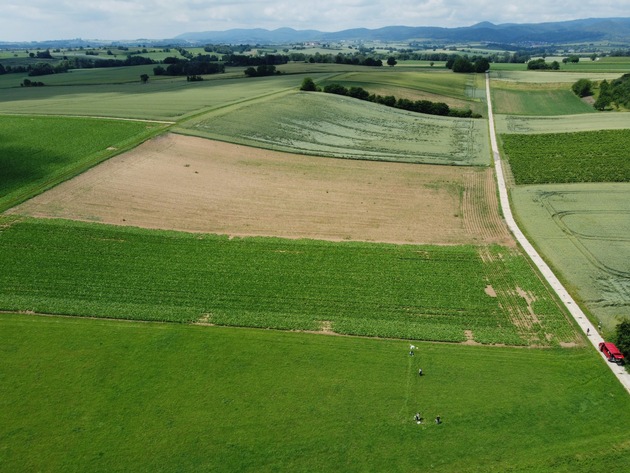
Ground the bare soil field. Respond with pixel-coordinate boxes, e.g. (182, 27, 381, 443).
(9, 133, 513, 246)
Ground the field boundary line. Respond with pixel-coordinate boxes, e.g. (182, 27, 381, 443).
(486, 73, 630, 394)
(0, 310, 543, 349)
(176, 85, 301, 125)
(0, 112, 176, 125)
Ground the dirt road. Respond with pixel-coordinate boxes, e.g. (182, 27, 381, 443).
(485, 73, 630, 394)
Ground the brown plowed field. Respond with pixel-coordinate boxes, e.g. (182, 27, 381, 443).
(462, 168, 514, 245)
(9, 133, 514, 246)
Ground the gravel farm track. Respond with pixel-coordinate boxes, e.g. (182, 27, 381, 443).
(486, 73, 630, 394)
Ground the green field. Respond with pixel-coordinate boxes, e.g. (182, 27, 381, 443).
(178, 91, 490, 166)
(0, 217, 577, 346)
(490, 82, 594, 115)
(318, 69, 476, 100)
(1, 314, 628, 473)
(501, 129, 630, 184)
(0, 115, 166, 212)
(314, 70, 486, 115)
(0, 73, 311, 121)
(0, 64, 165, 87)
(494, 112, 630, 134)
(511, 183, 630, 333)
(490, 70, 625, 83)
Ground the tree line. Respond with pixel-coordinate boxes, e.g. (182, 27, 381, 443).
(573, 73, 630, 110)
(153, 55, 224, 76)
(445, 55, 490, 73)
(527, 58, 560, 70)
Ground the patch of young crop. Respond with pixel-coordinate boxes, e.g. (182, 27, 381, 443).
(512, 183, 630, 332)
(501, 129, 630, 184)
(479, 246, 580, 345)
(0, 115, 164, 212)
(0, 218, 574, 345)
(490, 86, 594, 116)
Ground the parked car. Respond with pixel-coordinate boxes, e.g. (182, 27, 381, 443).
(599, 342, 625, 364)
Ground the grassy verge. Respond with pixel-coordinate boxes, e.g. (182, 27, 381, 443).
(1, 313, 628, 473)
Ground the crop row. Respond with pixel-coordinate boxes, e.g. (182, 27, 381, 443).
(0, 218, 574, 345)
(501, 129, 630, 184)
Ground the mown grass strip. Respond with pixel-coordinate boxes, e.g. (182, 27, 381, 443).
(0, 217, 573, 345)
(1, 313, 629, 472)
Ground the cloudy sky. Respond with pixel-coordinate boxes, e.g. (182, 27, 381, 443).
(2, 0, 629, 42)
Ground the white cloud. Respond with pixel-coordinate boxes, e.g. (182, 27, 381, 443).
(1, 0, 629, 41)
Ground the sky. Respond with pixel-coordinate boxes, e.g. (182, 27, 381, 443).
(2, 0, 629, 42)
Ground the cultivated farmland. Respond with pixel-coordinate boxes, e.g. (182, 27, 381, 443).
(489, 80, 594, 115)
(0, 216, 577, 346)
(0, 73, 316, 121)
(512, 183, 630, 333)
(2, 57, 629, 472)
(315, 69, 486, 115)
(494, 112, 630, 134)
(177, 91, 490, 165)
(501, 129, 630, 184)
(0, 115, 166, 212)
(9, 133, 511, 246)
(491, 70, 624, 83)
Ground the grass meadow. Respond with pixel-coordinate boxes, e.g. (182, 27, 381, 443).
(489, 82, 594, 115)
(1, 313, 629, 473)
(501, 129, 630, 184)
(511, 183, 630, 333)
(0, 115, 166, 212)
(0, 217, 576, 346)
(178, 91, 490, 166)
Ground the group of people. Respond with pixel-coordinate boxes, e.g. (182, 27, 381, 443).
(414, 413, 441, 425)
(409, 345, 442, 426)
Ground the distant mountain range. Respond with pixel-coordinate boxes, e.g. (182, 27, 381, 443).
(175, 17, 630, 45)
(3, 17, 630, 48)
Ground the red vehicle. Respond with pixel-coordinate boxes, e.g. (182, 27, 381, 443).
(599, 342, 625, 364)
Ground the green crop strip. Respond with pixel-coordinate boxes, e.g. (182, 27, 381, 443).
(501, 129, 630, 184)
(0, 217, 575, 345)
(0, 115, 166, 212)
